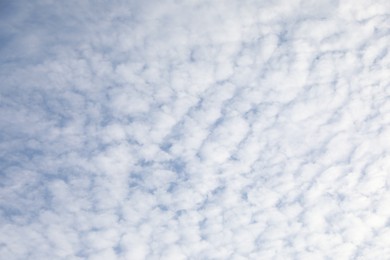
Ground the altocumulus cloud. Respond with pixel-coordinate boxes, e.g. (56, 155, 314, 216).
(1, 0, 390, 259)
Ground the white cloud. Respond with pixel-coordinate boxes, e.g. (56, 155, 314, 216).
(1, 0, 390, 259)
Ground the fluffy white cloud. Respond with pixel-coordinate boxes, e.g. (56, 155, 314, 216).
(1, 0, 390, 259)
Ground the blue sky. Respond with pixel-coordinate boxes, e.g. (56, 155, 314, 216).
(1, 0, 390, 259)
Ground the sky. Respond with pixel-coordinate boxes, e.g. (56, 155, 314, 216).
(0, 0, 390, 259)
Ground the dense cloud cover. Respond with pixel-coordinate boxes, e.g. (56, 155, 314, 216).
(1, 0, 390, 259)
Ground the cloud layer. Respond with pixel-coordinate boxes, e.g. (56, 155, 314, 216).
(1, 0, 390, 259)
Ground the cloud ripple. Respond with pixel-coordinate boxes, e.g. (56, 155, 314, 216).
(1, 0, 390, 259)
